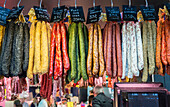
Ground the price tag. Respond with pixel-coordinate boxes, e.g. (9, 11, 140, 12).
(69, 6, 85, 22)
(0, 6, 10, 26)
(33, 6, 50, 22)
(105, 7, 120, 21)
(140, 5, 156, 20)
(123, 5, 137, 21)
(7, 6, 24, 20)
(165, 3, 170, 13)
(86, 6, 102, 24)
(51, 6, 66, 22)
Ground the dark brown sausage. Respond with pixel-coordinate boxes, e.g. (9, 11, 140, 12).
(115, 23, 122, 77)
(112, 24, 117, 78)
(106, 22, 112, 77)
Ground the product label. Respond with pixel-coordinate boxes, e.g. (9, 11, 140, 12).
(69, 6, 85, 22)
(51, 6, 66, 22)
(123, 5, 137, 21)
(105, 6, 120, 21)
(34, 6, 50, 22)
(0, 6, 10, 26)
(165, 3, 170, 13)
(7, 6, 24, 20)
(140, 5, 156, 20)
(86, 6, 102, 24)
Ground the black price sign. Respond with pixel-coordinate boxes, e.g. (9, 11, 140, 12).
(0, 6, 10, 26)
(105, 7, 120, 21)
(165, 3, 170, 13)
(140, 5, 156, 20)
(69, 6, 85, 22)
(86, 6, 102, 24)
(51, 6, 66, 22)
(7, 6, 24, 20)
(34, 6, 50, 22)
(123, 5, 137, 21)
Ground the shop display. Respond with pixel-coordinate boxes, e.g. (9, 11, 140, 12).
(0, 1, 169, 106)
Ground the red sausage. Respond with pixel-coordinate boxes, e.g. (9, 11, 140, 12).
(61, 22, 70, 74)
(49, 23, 57, 77)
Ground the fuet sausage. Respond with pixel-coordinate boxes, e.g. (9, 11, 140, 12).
(142, 21, 148, 82)
(115, 23, 122, 77)
(136, 22, 144, 71)
(92, 23, 99, 77)
(148, 21, 155, 75)
(98, 24, 105, 77)
(87, 24, 93, 77)
(112, 24, 117, 78)
(49, 23, 56, 77)
(127, 22, 133, 78)
(121, 22, 127, 79)
(106, 22, 112, 77)
(61, 22, 70, 74)
(165, 19, 170, 65)
(130, 22, 139, 76)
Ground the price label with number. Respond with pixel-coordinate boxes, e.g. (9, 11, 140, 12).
(105, 6, 120, 21)
(34, 6, 50, 22)
(69, 6, 85, 22)
(0, 6, 10, 26)
(86, 6, 102, 24)
(7, 6, 24, 20)
(140, 5, 156, 20)
(51, 6, 66, 22)
(123, 5, 137, 21)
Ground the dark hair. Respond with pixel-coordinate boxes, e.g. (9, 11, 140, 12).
(14, 100, 22, 107)
(89, 95, 94, 104)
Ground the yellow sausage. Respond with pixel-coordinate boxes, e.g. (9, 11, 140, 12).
(33, 21, 41, 74)
(41, 21, 48, 74)
(27, 22, 35, 79)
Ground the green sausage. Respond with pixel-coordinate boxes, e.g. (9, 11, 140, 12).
(74, 32, 81, 83)
(78, 22, 88, 81)
(71, 23, 77, 80)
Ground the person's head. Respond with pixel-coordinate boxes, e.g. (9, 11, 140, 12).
(93, 85, 104, 97)
(14, 99, 22, 107)
(89, 95, 94, 106)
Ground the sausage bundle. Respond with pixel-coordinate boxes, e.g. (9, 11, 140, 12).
(49, 22, 70, 80)
(121, 22, 144, 80)
(0, 21, 30, 77)
(86, 23, 104, 85)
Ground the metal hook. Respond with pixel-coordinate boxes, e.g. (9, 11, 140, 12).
(111, 0, 113, 7)
(93, 0, 95, 7)
(58, 0, 60, 8)
(75, 0, 77, 8)
(145, 0, 148, 7)
(40, 0, 42, 8)
(17, 0, 21, 8)
(4, 0, 7, 8)
(129, 0, 131, 7)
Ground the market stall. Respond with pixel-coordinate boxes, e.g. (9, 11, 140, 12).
(0, 0, 170, 106)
